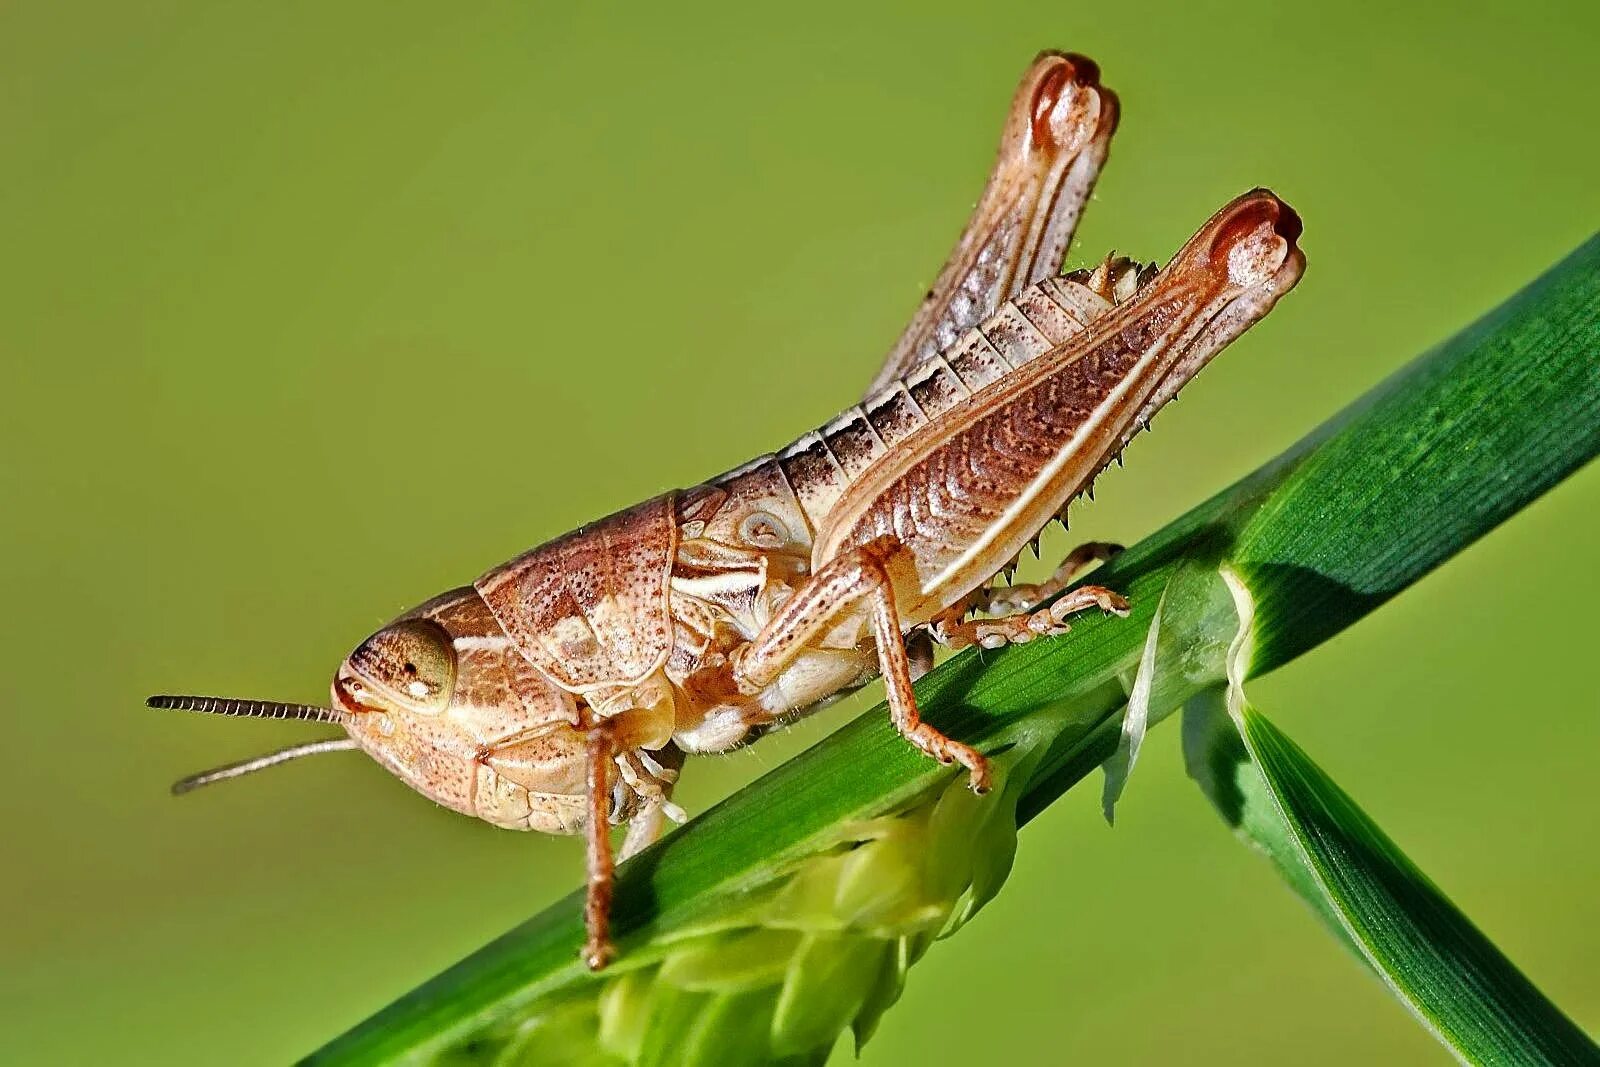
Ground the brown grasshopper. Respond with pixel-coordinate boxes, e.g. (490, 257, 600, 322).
(149, 52, 1304, 969)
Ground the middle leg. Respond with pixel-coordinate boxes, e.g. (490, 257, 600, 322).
(731, 535, 991, 793)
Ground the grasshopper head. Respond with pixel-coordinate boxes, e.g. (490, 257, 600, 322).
(150, 590, 606, 835)
(327, 598, 597, 834)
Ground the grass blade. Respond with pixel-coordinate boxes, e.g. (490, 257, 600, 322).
(1185, 568, 1598, 1064)
(1242, 708, 1597, 1065)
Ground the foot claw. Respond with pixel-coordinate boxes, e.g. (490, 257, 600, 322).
(1099, 591, 1132, 617)
(582, 940, 615, 971)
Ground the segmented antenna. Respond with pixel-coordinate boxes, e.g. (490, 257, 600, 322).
(170, 737, 361, 795)
(146, 694, 346, 725)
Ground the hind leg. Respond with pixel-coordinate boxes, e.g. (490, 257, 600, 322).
(931, 584, 1129, 650)
(931, 541, 1127, 651)
(981, 540, 1122, 615)
(732, 536, 990, 793)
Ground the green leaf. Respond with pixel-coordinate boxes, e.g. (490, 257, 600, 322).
(1182, 689, 1350, 948)
(1099, 584, 1167, 822)
(674, 990, 784, 1067)
(1185, 568, 1599, 1066)
(770, 934, 888, 1057)
(304, 236, 1600, 1065)
(1247, 710, 1598, 1065)
(655, 928, 798, 994)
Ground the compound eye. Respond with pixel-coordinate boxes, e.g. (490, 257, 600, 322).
(348, 618, 457, 714)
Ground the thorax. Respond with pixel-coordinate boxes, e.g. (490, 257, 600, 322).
(662, 460, 875, 753)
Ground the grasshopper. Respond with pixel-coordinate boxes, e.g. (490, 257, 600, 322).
(149, 52, 1304, 969)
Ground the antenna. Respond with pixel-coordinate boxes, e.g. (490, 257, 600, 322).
(170, 737, 361, 795)
(146, 694, 347, 725)
(146, 693, 358, 794)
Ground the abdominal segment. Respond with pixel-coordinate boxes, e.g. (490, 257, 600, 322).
(834, 292, 1194, 615)
(807, 192, 1302, 619)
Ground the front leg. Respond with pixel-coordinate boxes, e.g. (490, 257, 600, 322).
(732, 536, 991, 793)
(617, 744, 686, 861)
(580, 715, 617, 971)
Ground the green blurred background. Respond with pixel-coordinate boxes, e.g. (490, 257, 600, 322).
(3, 2, 1597, 1063)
